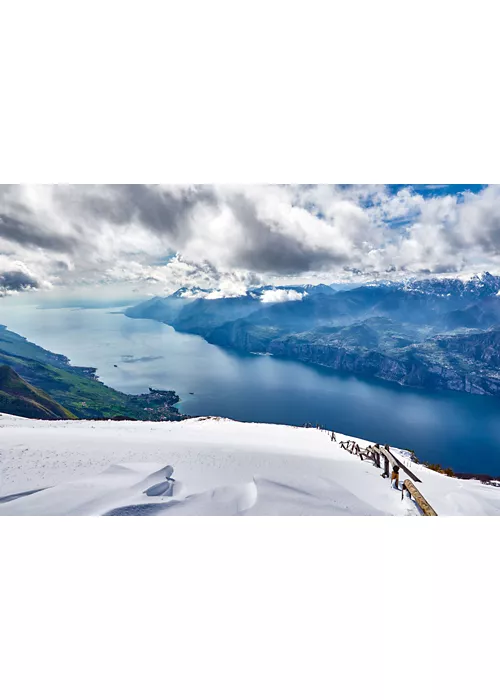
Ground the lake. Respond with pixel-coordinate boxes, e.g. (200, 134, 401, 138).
(2, 304, 500, 475)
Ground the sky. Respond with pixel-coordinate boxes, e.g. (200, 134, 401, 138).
(0, 183, 497, 301)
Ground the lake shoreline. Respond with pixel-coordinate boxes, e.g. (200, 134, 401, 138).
(2, 305, 500, 476)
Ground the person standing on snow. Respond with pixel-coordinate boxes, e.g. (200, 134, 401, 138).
(391, 464, 400, 490)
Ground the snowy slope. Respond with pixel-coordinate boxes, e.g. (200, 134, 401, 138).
(1, 413, 500, 515)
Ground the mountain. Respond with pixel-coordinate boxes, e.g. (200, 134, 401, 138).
(435, 329, 500, 369)
(125, 284, 341, 336)
(238, 292, 361, 330)
(124, 294, 192, 325)
(0, 365, 76, 420)
(125, 285, 370, 335)
(169, 286, 211, 298)
(365, 271, 500, 299)
(402, 271, 500, 298)
(440, 296, 500, 330)
(2, 415, 500, 515)
(125, 275, 500, 396)
(173, 295, 259, 335)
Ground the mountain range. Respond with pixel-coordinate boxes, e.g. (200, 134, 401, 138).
(125, 272, 500, 396)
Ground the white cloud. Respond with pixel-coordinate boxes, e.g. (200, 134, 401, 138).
(178, 288, 208, 299)
(2, 184, 500, 296)
(204, 290, 245, 299)
(179, 287, 248, 300)
(260, 288, 307, 304)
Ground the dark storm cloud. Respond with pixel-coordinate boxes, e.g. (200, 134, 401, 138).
(0, 214, 80, 253)
(0, 269, 39, 292)
(53, 184, 217, 241)
(225, 193, 350, 274)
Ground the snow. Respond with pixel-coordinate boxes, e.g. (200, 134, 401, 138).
(1, 413, 500, 515)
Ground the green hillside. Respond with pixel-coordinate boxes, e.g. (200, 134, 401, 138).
(0, 365, 77, 420)
(0, 325, 184, 421)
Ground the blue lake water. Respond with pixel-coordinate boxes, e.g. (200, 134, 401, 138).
(2, 304, 500, 475)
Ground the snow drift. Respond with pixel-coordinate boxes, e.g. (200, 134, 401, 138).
(1, 413, 500, 515)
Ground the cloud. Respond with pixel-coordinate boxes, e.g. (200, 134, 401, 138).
(260, 288, 307, 304)
(3, 184, 500, 296)
(420, 184, 450, 189)
(0, 184, 373, 280)
(178, 287, 247, 300)
(0, 269, 38, 294)
(0, 260, 50, 296)
(178, 288, 209, 299)
(205, 288, 246, 299)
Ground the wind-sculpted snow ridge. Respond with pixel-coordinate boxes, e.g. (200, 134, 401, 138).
(1, 413, 500, 515)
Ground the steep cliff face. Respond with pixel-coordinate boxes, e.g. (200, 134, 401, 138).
(436, 330, 500, 368)
(264, 338, 500, 394)
(207, 318, 500, 395)
(208, 320, 275, 353)
(268, 338, 406, 380)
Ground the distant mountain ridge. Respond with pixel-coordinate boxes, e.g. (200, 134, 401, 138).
(366, 272, 500, 298)
(125, 275, 500, 396)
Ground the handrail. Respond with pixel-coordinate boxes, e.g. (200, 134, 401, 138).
(340, 440, 421, 479)
(379, 446, 422, 483)
(337, 434, 437, 515)
(402, 479, 438, 516)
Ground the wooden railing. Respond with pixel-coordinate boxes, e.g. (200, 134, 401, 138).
(340, 440, 421, 482)
(378, 445, 422, 483)
(338, 436, 437, 515)
(401, 479, 437, 516)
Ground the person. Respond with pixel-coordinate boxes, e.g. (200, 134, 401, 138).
(391, 464, 400, 489)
